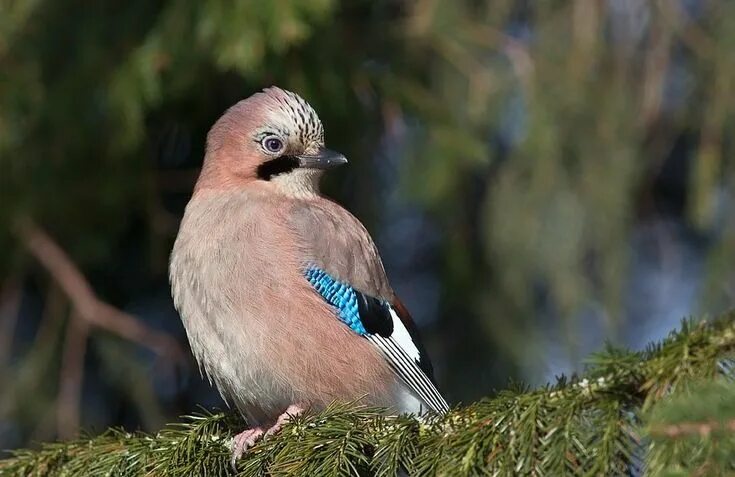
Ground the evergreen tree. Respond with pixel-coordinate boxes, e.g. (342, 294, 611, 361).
(1, 1, 734, 474)
(1, 314, 734, 475)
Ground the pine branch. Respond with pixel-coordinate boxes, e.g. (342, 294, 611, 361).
(650, 418, 735, 438)
(1, 313, 734, 476)
(645, 379, 735, 476)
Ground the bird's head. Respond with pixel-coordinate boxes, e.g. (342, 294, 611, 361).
(195, 86, 347, 197)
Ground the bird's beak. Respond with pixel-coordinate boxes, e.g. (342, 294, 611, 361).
(296, 148, 348, 170)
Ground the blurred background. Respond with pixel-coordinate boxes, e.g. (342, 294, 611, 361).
(1, 0, 734, 453)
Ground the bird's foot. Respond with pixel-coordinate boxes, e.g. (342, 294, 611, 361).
(230, 427, 263, 470)
(230, 404, 304, 470)
(264, 404, 304, 437)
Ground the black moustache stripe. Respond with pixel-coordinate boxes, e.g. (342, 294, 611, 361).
(256, 156, 299, 180)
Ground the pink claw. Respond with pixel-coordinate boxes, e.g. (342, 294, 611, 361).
(230, 404, 304, 469)
(230, 427, 263, 469)
(264, 404, 304, 437)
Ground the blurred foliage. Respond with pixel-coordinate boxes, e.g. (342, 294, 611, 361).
(1, 0, 734, 455)
(2, 313, 734, 476)
(645, 378, 735, 475)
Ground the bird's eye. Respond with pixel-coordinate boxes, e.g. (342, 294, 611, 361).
(262, 136, 284, 154)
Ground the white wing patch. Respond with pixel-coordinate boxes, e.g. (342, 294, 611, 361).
(366, 305, 450, 414)
(388, 307, 421, 362)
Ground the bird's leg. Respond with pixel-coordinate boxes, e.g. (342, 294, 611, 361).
(230, 427, 264, 469)
(264, 404, 304, 437)
(229, 404, 304, 469)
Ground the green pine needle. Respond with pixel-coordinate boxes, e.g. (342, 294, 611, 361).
(1, 312, 734, 476)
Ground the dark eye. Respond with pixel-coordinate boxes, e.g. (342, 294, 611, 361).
(262, 136, 284, 153)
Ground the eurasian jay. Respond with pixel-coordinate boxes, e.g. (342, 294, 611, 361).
(169, 86, 449, 463)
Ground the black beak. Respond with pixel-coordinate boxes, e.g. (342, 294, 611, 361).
(296, 148, 348, 170)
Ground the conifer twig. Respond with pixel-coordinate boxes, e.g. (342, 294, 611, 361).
(1, 313, 733, 476)
(649, 419, 735, 438)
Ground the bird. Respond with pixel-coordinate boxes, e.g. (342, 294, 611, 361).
(169, 86, 449, 464)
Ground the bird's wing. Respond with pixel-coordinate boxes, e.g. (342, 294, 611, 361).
(288, 199, 448, 414)
(303, 266, 449, 413)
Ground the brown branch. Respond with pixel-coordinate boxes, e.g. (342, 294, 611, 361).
(57, 312, 89, 440)
(655, 0, 716, 59)
(0, 278, 21, 369)
(649, 419, 735, 438)
(15, 218, 185, 362)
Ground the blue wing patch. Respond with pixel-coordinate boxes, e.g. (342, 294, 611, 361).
(303, 266, 450, 413)
(304, 266, 366, 335)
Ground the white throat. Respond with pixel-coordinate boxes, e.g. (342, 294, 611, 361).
(271, 168, 323, 199)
